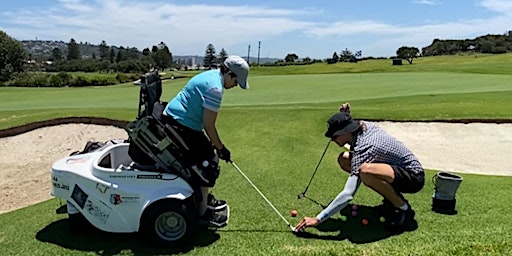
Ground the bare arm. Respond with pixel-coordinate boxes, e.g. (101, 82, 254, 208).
(203, 108, 223, 149)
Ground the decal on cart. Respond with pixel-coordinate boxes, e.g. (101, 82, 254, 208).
(110, 194, 141, 205)
(71, 185, 88, 209)
(136, 174, 163, 179)
(52, 176, 70, 191)
(52, 181, 70, 191)
(85, 200, 110, 224)
(109, 175, 136, 179)
(96, 183, 109, 193)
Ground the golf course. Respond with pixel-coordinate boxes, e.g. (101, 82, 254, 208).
(1, 54, 511, 255)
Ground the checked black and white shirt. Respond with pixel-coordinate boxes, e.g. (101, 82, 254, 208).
(350, 121, 423, 175)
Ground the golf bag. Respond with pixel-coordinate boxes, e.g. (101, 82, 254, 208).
(431, 172, 463, 215)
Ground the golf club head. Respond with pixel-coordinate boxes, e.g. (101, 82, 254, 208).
(297, 193, 305, 199)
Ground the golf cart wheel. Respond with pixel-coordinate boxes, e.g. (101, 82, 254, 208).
(141, 201, 193, 246)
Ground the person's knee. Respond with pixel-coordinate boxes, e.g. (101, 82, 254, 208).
(359, 164, 379, 184)
(359, 163, 373, 175)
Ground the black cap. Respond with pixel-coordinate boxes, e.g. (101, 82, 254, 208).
(324, 112, 360, 138)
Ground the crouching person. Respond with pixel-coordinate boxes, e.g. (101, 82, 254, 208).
(295, 103, 424, 233)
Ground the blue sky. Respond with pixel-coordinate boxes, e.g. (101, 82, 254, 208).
(1, 0, 511, 59)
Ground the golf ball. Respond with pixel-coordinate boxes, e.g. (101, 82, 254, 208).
(352, 205, 358, 210)
(379, 216, 386, 223)
(351, 210, 358, 217)
(362, 219, 369, 225)
(291, 210, 298, 217)
(340, 215, 347, 221)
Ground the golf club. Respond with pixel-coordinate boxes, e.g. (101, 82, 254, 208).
(230, 161, 296, 232)
(302, 195, 327, 209)
(297, 140, 331, 199)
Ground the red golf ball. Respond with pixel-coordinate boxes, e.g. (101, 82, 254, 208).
(291, 210, 298, 217)
(362, 219, 369, 225)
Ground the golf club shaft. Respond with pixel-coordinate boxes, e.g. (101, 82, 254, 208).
(303, 195, 326, 209)
(231, 161, 295, 231)
(300, 140, 331, 196)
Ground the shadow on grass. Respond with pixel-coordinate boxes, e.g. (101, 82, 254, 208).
(36, 218, 219, 255)
(294, 204, 418, 244)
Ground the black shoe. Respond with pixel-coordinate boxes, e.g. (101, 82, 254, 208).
(197, 207, 229, 228)
(207, 193, 227, 211)
(376, 199, 394, 213)
(387, 205, 416, 232)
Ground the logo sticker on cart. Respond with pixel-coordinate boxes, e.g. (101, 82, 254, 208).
(85, 200, 110, 224)
(136, 174, 163, 179)
(109, 175, 136, 179)
(110, 194, 140, 205)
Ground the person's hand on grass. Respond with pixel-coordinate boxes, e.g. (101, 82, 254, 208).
(294, 216, 320, 232)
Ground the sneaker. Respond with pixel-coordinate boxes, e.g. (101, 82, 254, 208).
(207, 193, 227, 211)
(375, 199, 394, 214)
(387, 205, 416, 232)
(197, 207, 229, 228)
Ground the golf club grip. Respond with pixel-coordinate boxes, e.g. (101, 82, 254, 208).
(231, 162, 292, 228)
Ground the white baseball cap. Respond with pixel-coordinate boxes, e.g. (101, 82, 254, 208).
(224, 55, 250, 89)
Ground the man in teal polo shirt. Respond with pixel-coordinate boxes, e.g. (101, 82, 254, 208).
(162, 55, 249, 226)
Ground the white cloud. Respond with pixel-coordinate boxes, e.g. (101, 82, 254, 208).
(478, 0, 512, 16)
(412, 0, 441, 5)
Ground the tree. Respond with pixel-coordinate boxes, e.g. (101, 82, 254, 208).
(284, 53, 298, 62)
(142, 47, 151, 56)
(218, 48, 228, 64)
(332, 52, 339, 63)
(396, 46, 420, 64)
(109, 48, 115, 63)
(204, 44, 217, 69)
(51, 47, 63, 61)
(98, 40, 109, 60)
(67, 38, 80, 60)
(0, 30, 26, 81)
(151, 42, 172, 70)
(116, 46, 125, 63)
(339, 48, 353, 62)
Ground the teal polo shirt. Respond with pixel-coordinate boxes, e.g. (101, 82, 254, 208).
(164, 69, 223, 131)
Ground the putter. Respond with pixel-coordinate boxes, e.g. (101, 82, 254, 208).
(297, 140, 331, 199)
(230, 161, 296, 232)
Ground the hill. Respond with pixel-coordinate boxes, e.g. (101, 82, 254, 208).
(20, 40, 280, 65)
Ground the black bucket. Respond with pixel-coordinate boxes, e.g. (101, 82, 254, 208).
(432, 172, 463, 215)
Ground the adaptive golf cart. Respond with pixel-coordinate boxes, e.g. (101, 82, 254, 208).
(50, 71, 229, 246)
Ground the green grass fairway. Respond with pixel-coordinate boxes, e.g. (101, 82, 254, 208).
(1, 71, 512, 130)
(1, 54, 512, 255)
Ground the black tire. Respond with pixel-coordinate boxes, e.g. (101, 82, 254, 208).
(140, 201, 194, 246)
